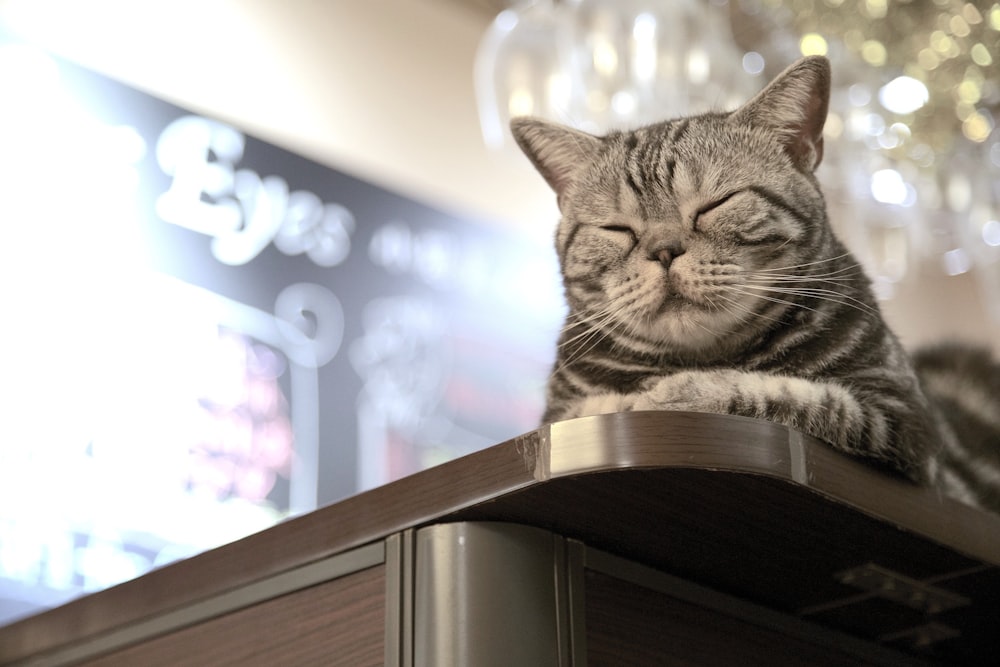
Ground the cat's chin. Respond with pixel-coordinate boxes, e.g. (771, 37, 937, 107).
(642, 305, 750, 353)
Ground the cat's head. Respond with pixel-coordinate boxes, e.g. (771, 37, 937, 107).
(512, 56, 838, 355)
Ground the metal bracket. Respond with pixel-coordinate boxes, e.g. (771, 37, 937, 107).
(835, 563, 970, 614)
(879, 622, 962, 649)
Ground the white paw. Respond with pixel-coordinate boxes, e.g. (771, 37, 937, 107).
(633, 372, 729, 413)
(575, 392, 632, 417)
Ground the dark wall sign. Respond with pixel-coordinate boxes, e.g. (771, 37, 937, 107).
(0, 38, 563, 624)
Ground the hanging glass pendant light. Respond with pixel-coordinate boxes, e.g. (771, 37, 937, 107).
(474, 0, 753, 149)
(474, 0, 567, 149)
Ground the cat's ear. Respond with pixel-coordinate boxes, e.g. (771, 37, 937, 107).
(510, 117, 602, 200)
(736, 56, 830, 172)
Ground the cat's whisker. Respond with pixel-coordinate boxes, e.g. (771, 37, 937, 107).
(559, 301, 621, 336)
(559, 312, 609, 343)
(554, 300, 628, 371)
(671, 301, 724, 339)
(742, 277, 865, 295)
(553, 332, 603, 375)
(729, 287, 822, 314)
(745, 272, 861, 284)
(689, 315, 722, 339)
(716, 293, 784, 325)
(702, 294, 720, 314)
(559, 311, 616, 353)
(705, 295, 752, 331)
(749, 270, 864, 285)
(737, 284, 878, 316)
(754, 252, 855, 274)
(742, 282, 877, 307)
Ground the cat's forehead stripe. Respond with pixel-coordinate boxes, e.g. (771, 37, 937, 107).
(668, 118, 691, 145)
(624, 162, 643, 200)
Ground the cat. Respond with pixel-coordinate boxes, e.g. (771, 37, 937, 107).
(511, 55, 1000, 513)
(913, 344, 1000, 511)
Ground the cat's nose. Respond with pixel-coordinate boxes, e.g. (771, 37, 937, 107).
(651, 242, 685, 269)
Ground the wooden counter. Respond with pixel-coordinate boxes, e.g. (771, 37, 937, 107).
(2, 412, 998, 665)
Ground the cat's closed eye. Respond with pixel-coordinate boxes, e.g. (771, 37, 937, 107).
(693, 192, 740, 231)
(600, 224, 638, 242)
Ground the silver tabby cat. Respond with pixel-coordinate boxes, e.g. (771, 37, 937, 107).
(512, 56, 1000, 513)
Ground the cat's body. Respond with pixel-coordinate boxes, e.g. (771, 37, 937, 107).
(512, 56, 999, 511)
(914, 344, 1000, 510)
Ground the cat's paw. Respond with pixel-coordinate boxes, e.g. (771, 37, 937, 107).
(574, 392, 634, 418)
(631, 371, 731, 414)
(569, 371, 737, 420)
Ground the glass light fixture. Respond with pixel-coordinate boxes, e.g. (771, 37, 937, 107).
(474, 0, 753, 146)
(475, 0, 566, 149)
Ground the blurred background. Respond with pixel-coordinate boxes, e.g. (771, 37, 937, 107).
(0, 0, 996, 625)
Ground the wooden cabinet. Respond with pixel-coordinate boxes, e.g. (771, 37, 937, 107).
(2, 412, 998, 665)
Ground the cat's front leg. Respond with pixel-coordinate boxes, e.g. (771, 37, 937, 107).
(632, 369, 865, 449)
(630, 370, 746, 414)
(569, 372, 735, 419)
(571, 371, 750, 419)
(572, 369, 931, 482)
(564, 368, 930, 481)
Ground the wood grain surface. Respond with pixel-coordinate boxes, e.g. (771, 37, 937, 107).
(585, 570, 887, 667)
(79, 566, 385, 667)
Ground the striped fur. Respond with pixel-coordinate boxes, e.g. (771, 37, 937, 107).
(512, 57, 1000, 510)
(913, 344, 1000, 511)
